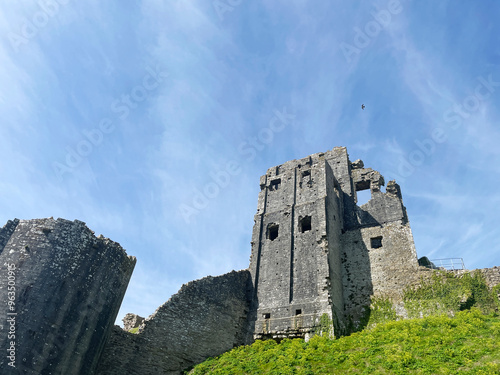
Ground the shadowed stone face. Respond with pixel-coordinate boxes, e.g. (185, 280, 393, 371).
(0, 218, 135, 375)
(95, 270, 253, 375)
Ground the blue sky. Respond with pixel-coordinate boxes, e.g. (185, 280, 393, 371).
(1, 0, 499, 323)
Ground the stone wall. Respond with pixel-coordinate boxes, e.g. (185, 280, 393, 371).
(122, 313, 145, 331)
(324, 160, 346, 333)
(0, 218, 135, 375)
(479, 267, 500, 288)
(249, 147, 422, 337)
(95, 270, 253, 375)
(337, 155, 419, 328)
(452, 267, 500, 289)
(341, 222, 420, 323)
(249, 151, 344, 340)
(2, 147, 493, 374)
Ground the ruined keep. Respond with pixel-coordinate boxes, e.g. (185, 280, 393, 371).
(0, 218, 135, 375)
(248, 146, 419, 339)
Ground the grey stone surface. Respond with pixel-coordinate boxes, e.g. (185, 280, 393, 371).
(0, 218, 135, 375)
(122, 313, 144, 331)
(418, 256, 439, 269)
(452, 267, 500, 288)
(249, 147, 420, 337)
(95, 270, 253, 375)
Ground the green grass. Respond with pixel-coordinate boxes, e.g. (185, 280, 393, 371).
(189, 309, 500, 374)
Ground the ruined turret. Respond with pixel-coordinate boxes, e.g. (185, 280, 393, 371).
(0, 218, 135, 374)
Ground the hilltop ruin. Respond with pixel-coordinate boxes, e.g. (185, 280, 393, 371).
(1, 147, 499, 375)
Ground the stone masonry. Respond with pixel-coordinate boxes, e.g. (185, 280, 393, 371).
(95, 270, 253, 375)
(0, 218, 135, 375)
(97, 146, 425, 373)
(122, 313, 145, 332)
(248, 146, 419, 338)
(2, 146, 498, 374)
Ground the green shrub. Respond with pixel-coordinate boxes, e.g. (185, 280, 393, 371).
(365, 296, 397, 328)
(403, 271, 499, 318)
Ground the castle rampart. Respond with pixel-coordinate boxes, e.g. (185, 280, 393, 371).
(95, 270, 253, 375)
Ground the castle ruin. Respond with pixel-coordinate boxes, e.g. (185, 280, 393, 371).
(1, 146, 499, 374)
(248, 146, 418, 339)
(0, 218, 135, 374)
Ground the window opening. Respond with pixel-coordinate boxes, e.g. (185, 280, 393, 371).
(356, 189, 371, 206)
(371, 236, 383, 249)
(270, 178, 281, 191)
(301, 170, 312, 188)
(267, 223, 279, 241)
(295, 309, 302, 316)
(299, 216, 312, 233)
(263, 313, 271, 319)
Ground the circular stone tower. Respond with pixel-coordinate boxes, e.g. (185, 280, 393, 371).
(0, 218, 136, 375)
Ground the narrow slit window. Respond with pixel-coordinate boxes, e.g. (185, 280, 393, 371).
(270, 178, 281, 191)
(371, 236, 383, 249)
(267, 223, 279, 241)
(299, 216, 312, 233)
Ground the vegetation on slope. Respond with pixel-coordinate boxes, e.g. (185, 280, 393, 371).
(190, 272, 500, 374)
(403, 271, 500, 318)
(190, 309, 500, 374)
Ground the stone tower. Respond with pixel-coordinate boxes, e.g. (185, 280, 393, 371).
(0, 218, 135, 374)
(249, 147, 419, 339)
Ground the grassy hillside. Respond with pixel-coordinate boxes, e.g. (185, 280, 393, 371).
(189, 309, 500, 374)
(190, 273, 500, 374)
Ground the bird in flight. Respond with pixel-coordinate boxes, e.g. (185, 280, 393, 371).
(361, 104, 365, 110)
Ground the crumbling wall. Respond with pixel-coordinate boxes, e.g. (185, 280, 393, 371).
(340, 229, 374, 326)
(479, 267, 500, 288)
(341, 222, 420, 328)
(340, 157, 419, 327)
(250, 148, 421, 337)
(452, 267, 500, 289)
(95, 270, 253, 375)
(362, 223, 418, 298)
(0, 218, 135, 375)
(122, 313, 145, 331)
